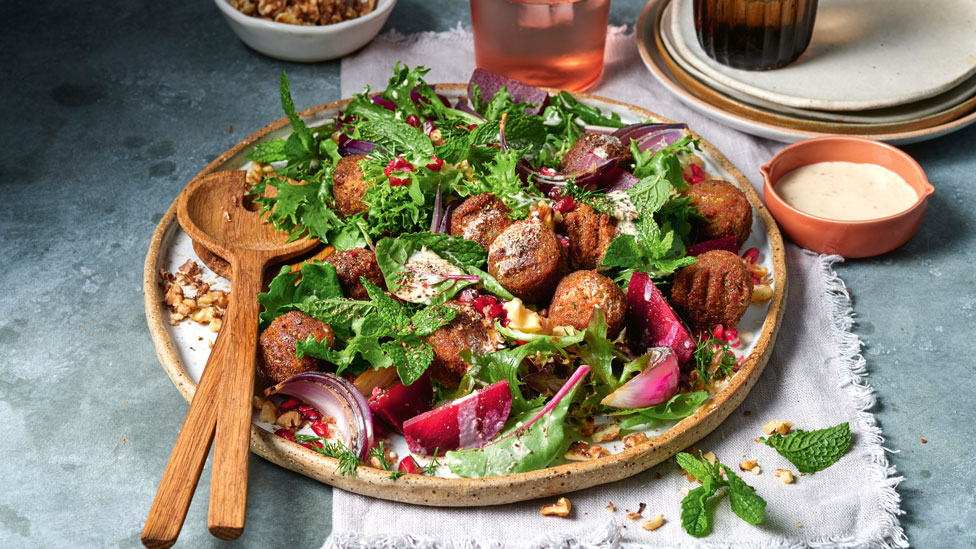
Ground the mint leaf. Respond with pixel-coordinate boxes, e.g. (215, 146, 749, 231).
(410, 305, 457, 336)
(382, 336, 434, 386)
(257, 262, 345, 330)
(720, 465, 766, 525)
(357, 118, 434, 156)
(681, 484, 718, 538)
(675, 452, 710, 483)
(763, 422, 851, 473)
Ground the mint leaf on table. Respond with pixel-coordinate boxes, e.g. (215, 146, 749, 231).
(675, 452, 767, 538)
(763, 422, 852, 473)
(681, 483, 718, 538)
(720, 464, 766, 525)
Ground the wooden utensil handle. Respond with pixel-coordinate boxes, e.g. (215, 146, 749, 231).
(141, 319, 232, 548)
(207, 258, 265, 540)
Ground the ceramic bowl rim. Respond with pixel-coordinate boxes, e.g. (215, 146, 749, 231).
(213, 0, 396, 35)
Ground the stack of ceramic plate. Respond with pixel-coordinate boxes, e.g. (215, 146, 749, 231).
(637, 0, 976, 143)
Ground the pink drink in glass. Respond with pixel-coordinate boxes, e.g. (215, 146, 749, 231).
(471, 0, 611, 91)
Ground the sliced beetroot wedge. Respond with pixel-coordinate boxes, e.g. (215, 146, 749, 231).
(403, 380, 512, 455)
(368, 372, 433, 434)
(626, 271, 695, 365)
(468, 69, 550, 115)
(686, 236, 738, 257)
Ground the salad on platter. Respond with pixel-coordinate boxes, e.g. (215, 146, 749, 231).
(235, 64, 774, 479)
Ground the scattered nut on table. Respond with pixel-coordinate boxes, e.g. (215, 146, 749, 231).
(642, 514, 665, 531)
(763, 419, 794, 435)
(540, 497, 571, 517)
(775, 469, 795, 484)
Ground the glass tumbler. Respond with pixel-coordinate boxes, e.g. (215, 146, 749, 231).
(470, 0, 611, 91)
(693, 0, 818, 71)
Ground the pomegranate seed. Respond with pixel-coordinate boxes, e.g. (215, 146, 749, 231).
(683, 163, 706, 184)
(279, 397, 301, 413)
(426, 155, 444, 171)
(724, 327, 738, 341)
(553, 196, 576, 213)
(516, 340, 528, 346)
(500, 317, 510, 327)
(539, 166, 558, 177)
(487, 303, 505, 319)
(467, 124, 478, 131)
(275, 429, 295, 442)
(712, 324, 724, 340)
(310, 421, 330, 438)
(458, 289, 478, 303)
(742, 247, 760, 264)
(389, 175, 411, 186)
(301, 440, 323, 451)
(405, 114, 421, 128)
(384, 157, 415, 177)
(558, 235, 570, 247)
(547, 187, 564, 200)
(298, 404, 320, 421)
(398, 456, 422, 474)
(751, 274, 762, 285)
(472, 295, 497, 317)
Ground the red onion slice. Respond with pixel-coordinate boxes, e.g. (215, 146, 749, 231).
(600, 348, 680, 409)
(265, 372, 375, 461)
(337, 134, 379, 157)
(612, 123, 687, 145)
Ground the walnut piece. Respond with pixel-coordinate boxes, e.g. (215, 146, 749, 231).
(775, 469, 795, 484)
(591, 424, 620, 443)
(762, 419, 794, 436)
(564, 440, 609, 461)
(276, 410, 302, 429)
(622, 432, 648, 448)
(540, 497, 571, 517)
(642, 514, 665, 531)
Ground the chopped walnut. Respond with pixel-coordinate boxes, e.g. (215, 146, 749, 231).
(252, 395, 267, 410)
(178, 259, 200, 277)
(750, 466, 762, 475)
(276, 410, 302, 429)
(578, 416, 596, 437)
(702, 452, 717, 465)
(642, 514, 665, 531)
(762, 419, 794, 436)
(775, 469, 795, 484)
(540, 497, 571, 517)
(606, 502, 615, 512)
(623, 432, 648, 448)
(591, 424, 620, 443)
(164, 283, 184, 308)
(739, 459, 758, 472)
(626, 502, 646, 520)
(258, 401, 279, 424)
(564, 440, 609, 461)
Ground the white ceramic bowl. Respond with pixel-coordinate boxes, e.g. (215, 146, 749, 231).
(214, 0, 396, 62)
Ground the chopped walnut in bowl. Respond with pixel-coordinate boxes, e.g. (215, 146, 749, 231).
(230, 0, 377, 26)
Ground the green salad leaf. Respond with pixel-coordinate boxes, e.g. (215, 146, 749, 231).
(375, 232, 486, 306)
(762, 422, 851, 473)
(256, 262, 344, 330)
(445, 373, 583, 478)
(610, 391, 709, 429)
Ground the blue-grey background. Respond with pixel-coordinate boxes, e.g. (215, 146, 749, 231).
(0, 0, 971, 547)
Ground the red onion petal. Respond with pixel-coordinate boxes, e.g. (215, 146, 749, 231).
(600, 348, 679, 409)
(265, 372, 374, 461)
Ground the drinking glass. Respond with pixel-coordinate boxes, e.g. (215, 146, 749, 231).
(470, 0, 611, 91)
(694, 0, 818, 71)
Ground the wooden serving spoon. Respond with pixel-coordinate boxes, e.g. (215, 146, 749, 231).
(142, 170, 318, 547)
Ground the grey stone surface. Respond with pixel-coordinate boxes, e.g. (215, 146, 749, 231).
(0, 0, 971, 547)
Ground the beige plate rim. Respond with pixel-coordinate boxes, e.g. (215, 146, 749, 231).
(637, 0, 976, 144)
(143, 86, 788, 506)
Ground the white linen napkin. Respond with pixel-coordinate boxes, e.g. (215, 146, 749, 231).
(328, 25, 907, 548)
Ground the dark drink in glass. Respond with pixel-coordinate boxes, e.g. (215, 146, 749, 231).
(693, 0, 818, 71)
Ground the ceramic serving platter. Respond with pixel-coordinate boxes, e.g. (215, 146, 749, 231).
(661, 2, 976, 126)
(637, 0, 976, 144)
(670, 0, 976, 111)
(143, 86, 787, 506)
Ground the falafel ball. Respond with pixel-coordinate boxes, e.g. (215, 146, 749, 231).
(324, 248, 385, 301)
(449, 193, 515, 250)
(488, 219, 568, 305)
(670, 249, 753, 331)
(548, 270, 628, 336)
(258, 310, 335, 385)
(683, 179, 753, 247)
(558, 203, 619, 270)
(561, 134, 632, 175)
(332, 154, 371, 216)
(425, 301, 504, 388)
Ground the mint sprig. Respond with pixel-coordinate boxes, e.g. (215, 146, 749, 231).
(763, 422, 851, 473)
(675, 452, 766, 538)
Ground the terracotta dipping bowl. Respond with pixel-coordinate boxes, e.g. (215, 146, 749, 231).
(761, 136, 934, 258)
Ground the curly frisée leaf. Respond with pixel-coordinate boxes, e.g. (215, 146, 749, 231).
(763, 422, 851, 473)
